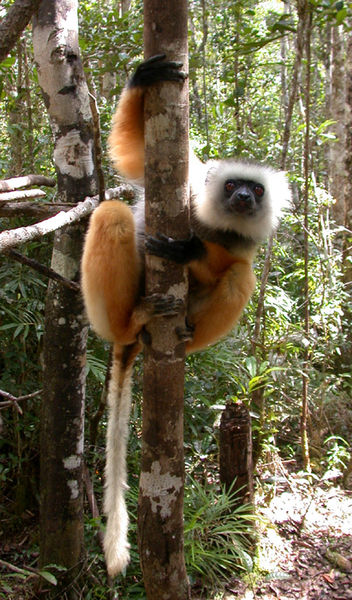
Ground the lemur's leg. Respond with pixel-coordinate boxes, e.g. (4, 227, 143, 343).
(186, 261, 256, 352)
(108, 55, 187, 180)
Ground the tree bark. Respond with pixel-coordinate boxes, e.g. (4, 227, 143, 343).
(219, 402, 254, 504)
(0, 189, 46, 202)
(0, 174, 55, 192)
(138, 2, 190, 598)
(342, 32, 352, 367)
(329, 26, 346, 226)
(0, 195, 98, 251)
(32, 1, 97, 596)
(301, 3, 312, 473)
(280, 0, 308, 171)
(8, 42, 24, 175)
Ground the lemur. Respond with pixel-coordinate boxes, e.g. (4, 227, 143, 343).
(81, 54, 291, 576)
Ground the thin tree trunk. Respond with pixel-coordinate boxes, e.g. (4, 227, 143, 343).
(329, 26, 346, 226)
(8, 42, 24, 176)
(23, 38, 35, 171)
(250, 235, 274, 467)
(138, 1, 190, 598)
(281, 0, 308, 170)
(301, 4, 312, 473)
(32, 1, 97, 596)
(280, 0, 290, 123)
(251, 0, 308, 466)
(342, 31, 352, 366)
(200, 0, 209, 147)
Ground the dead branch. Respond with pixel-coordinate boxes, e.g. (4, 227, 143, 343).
(6, 249, 80, 292)
(105, 185, 136, 201)
(0, 186, 135, 219)
(0, 388, 42, 413)
(0, 185, 136, 252)
(0, 0, 42, 63)
(0, 189, 46, 202)
(83, 463, 104, 547)
(0, 174, 56, 192)
(0, 195, 99, 252)
(0, 202, 72, 218)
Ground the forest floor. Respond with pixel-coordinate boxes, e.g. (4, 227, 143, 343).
(221, 472, 352, 600)
(1, 468, 351, 599)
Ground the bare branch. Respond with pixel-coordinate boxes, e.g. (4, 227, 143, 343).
(104, 185, 136, 201)
(0, 195, 98, 251)
(0, 202, 73, 218)
(0, 0, 42, 63)
(0, 558, 31, 575)
(83, 463, 104, 546)
(0, 185, 136, 251)
(6, 249, 81, 292)
(0, 388, 42, 413)
(0, 557, 54, 580)
(0, 174, 56, 192)
(0, 189, 46, 202)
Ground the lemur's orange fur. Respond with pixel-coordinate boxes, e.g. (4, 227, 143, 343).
(82, 197, 255, 353)
(109, 87, 145, 179)
(187, 244, 255, 351)
(81, 199, 159, 351)
(83, 86, 255, 353)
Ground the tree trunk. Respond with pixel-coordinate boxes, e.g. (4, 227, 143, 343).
(280, 0, 289, 123)
(329, 26, 346, 226)
(342, 32, 352, 367)
(8, 42, 24, 176)
(301, 3, 312, 473)
(250, 0, 304, 465)
(138, 1, 190, 598)
(23, 38, 35, 171)
(281, 0, 308, 171)
(32, 1, 97, 596)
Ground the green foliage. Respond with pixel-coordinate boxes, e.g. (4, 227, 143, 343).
(81, 475, 257, 598)
(323, 436, 350, 473)
(184, 478, 256, 586)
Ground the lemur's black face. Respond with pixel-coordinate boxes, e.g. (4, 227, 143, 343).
(223, 179, 265, 215)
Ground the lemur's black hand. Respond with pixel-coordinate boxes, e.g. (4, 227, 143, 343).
(145, 233, 206, 265)
(129, 54, 188, 89)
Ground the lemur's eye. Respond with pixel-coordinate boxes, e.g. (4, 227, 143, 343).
(254, 185, 264, 197)
(224, 180, 236, 193)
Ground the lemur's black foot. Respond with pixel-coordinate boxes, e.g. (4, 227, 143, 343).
(176, 321, 195, 342)
(141, 293, 184, 317)
(145, 233, 206, 265)
(129, 54, 187, 89)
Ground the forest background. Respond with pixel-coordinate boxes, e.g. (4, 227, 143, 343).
(0, 0, 351, 598)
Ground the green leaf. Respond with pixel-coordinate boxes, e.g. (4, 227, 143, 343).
(0, 56, 16, 69)
(38, 570, 58, 586)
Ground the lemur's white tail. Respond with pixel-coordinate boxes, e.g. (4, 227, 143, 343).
(103, 346, 137, 576)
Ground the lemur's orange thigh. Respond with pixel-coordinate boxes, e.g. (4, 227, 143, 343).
(81, 200, 141, 344)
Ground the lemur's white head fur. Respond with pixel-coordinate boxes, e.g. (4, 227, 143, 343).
(191, 157, 291, 242)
